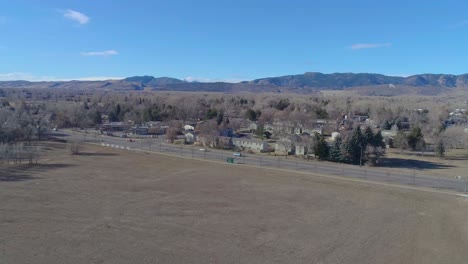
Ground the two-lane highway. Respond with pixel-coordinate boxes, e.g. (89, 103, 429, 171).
(58, 129, 468, 194)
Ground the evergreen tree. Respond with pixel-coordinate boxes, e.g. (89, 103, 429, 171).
(245, 109, 257, 121)
(108, 111, 118, 122)
(394, 130, 409, 150)
(382, 120, 391, 130)
(114, 104, 121, 118)
(328, 137, 342, 162)
(216, 111, 224, 126)
(92, 110, 102, 125)
(339, 140, 350, 163)
(407, 127, 424, 150)
(314, 134, 329, 160)
(372, 130, 385, 148)
(206, 109, 218, 119)
(347, 126, 364, 164)
(363, 126, 374, 148)
(142, 108, 152, 122)
(256, 124, 265, 139)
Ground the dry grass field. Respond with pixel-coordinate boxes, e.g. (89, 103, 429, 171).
(384, 149, 468, 179)
(1, 142, 468, 264)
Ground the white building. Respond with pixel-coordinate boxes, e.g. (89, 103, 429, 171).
(183, 124, 195, 131)
(232, 138, 268, 153)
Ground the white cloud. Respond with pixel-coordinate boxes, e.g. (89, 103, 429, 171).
(81, 50, 118, 56)
(349, 43, 392, 50)
(63, 9, 90, 25)
(0, 72, 39, 81)
(0, 72, 123, 81)
(184, 76, 245, 83)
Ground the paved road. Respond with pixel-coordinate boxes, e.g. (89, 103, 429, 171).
(58, 130, 468, 194)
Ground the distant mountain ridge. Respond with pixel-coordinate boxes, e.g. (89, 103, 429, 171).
(248, 72, 468, 89)
(123, 76, 186, 86)
(1, 72, 467, 95)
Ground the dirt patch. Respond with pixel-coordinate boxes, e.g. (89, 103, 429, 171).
(1, 142, 468, 264)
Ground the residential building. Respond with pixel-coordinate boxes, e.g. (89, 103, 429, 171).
(232, 138, 268, 153)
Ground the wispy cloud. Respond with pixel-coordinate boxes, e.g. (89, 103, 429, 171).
(81, 50, 118, 56)
(349, 43, 392, 50)
(0, 72, 39, 81)
(0, 72, 123, 81)
(63, 9, 90, 25)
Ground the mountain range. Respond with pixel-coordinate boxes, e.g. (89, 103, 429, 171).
(1, 72, 468, 96)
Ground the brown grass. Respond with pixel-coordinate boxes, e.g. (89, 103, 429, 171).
(1, 142, 468, 264)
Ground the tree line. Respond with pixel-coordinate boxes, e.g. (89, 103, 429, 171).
(310, 126, 386, 166)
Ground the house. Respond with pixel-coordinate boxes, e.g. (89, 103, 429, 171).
(275, 135, 303, 155)
(295, 144, 307, 156)
(100, 122, 128, 132)
(345, 114, 369, 123)
(145, 121, 162, 127)
(183, 124, 195, 131)
(331, 132, 341, 141)
(265, 120, 323, 138)
(294, 126, 323, 136)
(381, 130, 398, 138)
(232, 138, 268, 153)
(132, 126, 149, 135)
(249, 122, 258, 132)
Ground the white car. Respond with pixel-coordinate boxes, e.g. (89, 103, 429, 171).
(233, 152, 241, 157)
(199, 148, 206, 152)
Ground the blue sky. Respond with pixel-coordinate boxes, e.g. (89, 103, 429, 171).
(0, 0, 467, 81)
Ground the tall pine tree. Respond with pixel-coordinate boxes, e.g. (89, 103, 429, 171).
(329, 137, 342, 162)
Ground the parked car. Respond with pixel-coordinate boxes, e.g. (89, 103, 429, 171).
(199, 148, 206, 152)
(127, 139, 135, 142)
(233, 152, 241, 157)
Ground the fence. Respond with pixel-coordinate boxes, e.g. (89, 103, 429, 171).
(98, 140, 468, 195)
(0, 143, 41, 165)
